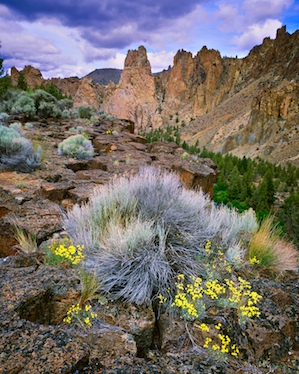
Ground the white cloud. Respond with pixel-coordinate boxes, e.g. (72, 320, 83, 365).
(147, 51, 175, 72)
(107, 53, 126, 69)
(144, 4, 209, 50)
(232, 18, 282, 50)
(216, 2, 240, 32)
(243, 0, 294, 22)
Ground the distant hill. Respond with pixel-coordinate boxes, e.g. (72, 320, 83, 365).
(86, 68, 122, 85)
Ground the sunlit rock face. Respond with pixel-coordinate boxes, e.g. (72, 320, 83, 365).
(103, 46, 159, 130)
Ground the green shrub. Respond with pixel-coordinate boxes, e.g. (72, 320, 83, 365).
(78, 106, 92, 119)
(0, 89, 73, 119)
(58, 134, 94, 159)
(0, 112, 9, 125)
(0, 90, 19, 113)
(0, 125, 41, 171)
(38, 101, 62, 118)
(11, 92, 36, 117)
(63, 167, 258, 304)
(57, 98, 73, 110)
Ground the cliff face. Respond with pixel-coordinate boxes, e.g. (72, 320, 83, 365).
(102, 46, 159, 129)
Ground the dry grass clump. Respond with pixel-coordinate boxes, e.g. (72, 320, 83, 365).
(248, 216, 298, 274)
(79, 268, 102, 306)
(13, 226, 38, 254)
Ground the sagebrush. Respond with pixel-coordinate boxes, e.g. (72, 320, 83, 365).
(0, 125, 41, 171)
(63, 167, 258, 304)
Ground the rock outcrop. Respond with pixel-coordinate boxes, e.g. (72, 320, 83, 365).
(11, 65, 43, 88)
(10, 68, 104, 109)
(103, 46, 160, 129)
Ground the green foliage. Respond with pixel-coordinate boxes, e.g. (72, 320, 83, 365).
(0, 112, 9, 125)
(0, 50, 12, 97)
(17, 73, 28, 91)
(58, 134, 94, 159)
(280, 191, 299, 246)
(11, 92, 36, 117)
(0, 74, 12, 98)
(0, 88, 73, 119)
(42, 82, 64, 100)
(78, 106, 92, 119)
(0, 125, 41, 171)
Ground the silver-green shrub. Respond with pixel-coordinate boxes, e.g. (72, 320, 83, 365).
(9, 122, 22, 133)
(0, 112, 9, 125)
(58, 134, 94, 159)
(0, 89, 74, 119)
(63, 167, 258, 305)
(0, 125, 41, 171)
(11, 92, 36, 117)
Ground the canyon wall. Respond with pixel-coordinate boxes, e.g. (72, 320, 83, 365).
(10, 26, 299, 164)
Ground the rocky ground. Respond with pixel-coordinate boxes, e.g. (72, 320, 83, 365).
(1, 115, 299, 373)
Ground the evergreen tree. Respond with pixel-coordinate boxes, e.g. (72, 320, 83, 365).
(228, 165, 242, 200)
(264, 169, 275, 206)
(0, 43, 12, 97)
(280, 191, 299, 245)
(17, 72, 28, 91)
(251, 180, 269, 212)
(44, 82, 64, 100)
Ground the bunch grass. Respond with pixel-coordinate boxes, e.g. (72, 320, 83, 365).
(248, 216, 298, 273)
(14, 226, 38, 254)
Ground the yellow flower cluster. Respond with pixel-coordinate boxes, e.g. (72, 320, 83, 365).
(172, 291, 199, 318)
(49, 242, 85, 265)
(171, 274, 205, 318)
(63, 303, 98, 328)
(204, 279, 226, 300)
(203, 332, 239, 357)
(204, 242, 232, 274)
(167, 269, 263, 360)
(250, 256, 260, 265)
(205, 239, 212, 254)
(224, 277, 262, 320)
(157, 294, 167, 304)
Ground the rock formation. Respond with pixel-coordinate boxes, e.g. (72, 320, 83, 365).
(10, 67, 104, 109)
(11, 65, 43, 88)
(9, 26, 299, 165)
(103, 46, 160, 129)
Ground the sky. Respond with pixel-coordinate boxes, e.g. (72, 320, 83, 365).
(0, 0, 298, 79)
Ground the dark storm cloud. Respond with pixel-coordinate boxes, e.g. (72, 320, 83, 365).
(0, 0, 207, 48)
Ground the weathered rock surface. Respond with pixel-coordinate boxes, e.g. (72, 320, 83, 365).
(103, 46, 160, 129)
(1, 253, 299, 373)
(0, 256, 148, 373)
(11, 65, 43, 88)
